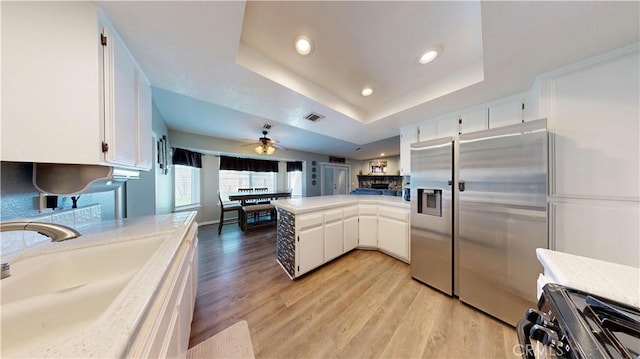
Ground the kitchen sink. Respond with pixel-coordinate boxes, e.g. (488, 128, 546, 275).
(0, 235, 165, 356)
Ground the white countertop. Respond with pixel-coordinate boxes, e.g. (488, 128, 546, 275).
(272, 194, 409, 214)
(536, 248, 640, 308)
(3, 212, 196, 358)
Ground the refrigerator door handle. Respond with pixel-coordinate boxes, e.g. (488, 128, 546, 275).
(458, 180, 466, 192)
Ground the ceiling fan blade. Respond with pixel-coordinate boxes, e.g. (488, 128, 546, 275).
(272, 143, 287, 151)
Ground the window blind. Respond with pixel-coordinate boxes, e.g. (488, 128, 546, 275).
(286, 161, 303, 172)
(219, 156, 279, 173)
(172, 148, 202, 168)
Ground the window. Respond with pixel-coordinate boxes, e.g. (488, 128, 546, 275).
(219, 170, 277, 201)
(174, 165, 201, 209)
(287, 171, 303, 198)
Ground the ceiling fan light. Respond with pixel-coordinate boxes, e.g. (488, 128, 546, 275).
(266, 146, 276, 155)
(294, 36, 313, 55)
(419, 48, 440, 64)
(254, 145, 264, 154)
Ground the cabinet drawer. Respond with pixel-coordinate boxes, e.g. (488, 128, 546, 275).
(359, 204, 378, 216)
(378, 207, 408, 222)
(324, 208, 343, 223)
(343, 205, 358, 218)
(297, 213, 324, 230)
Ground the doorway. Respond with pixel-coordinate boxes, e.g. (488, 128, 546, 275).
(320, 163, 351, 195)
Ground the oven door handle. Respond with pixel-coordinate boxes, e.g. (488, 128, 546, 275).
(516, 319, 537, 359)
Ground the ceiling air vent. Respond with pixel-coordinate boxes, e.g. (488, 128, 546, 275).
(304, 112, 325, 122)
(263, 123, 273, 130)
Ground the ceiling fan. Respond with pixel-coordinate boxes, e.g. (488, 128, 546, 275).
(251, 130, 286, 155)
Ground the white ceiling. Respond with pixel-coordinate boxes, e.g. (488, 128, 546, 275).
(97, 1, 639, 160)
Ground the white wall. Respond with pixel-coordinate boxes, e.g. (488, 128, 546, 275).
(539, 46, 639, 267)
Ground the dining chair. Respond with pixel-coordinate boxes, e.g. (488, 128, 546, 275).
(217, 190, 241, 234)
(237, 187, 256, 205)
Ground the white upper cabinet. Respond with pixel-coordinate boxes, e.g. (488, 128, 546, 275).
(418, 121, 437, 142)
(436, 115, 460, 138)
(488, 97, 524, 129)
(101, 22, 153, 170)
(418, 115, 458, 142)
(1, 2, 151, 170)
(399, 126, 418, 175)
(459, 108, 489, 134)
(103, 24, 138, 167)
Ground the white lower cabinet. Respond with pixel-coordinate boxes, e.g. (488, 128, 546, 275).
(298, 225, 324, 275)
(343, 206, 359, 252)
(128, 225, 198, 358)
(358, 205, 378, 248)
(324, 208, 344, 262)
(358, 216, 378, 248)
(291, 203, 409, 277)
(378, 217, 409, 261)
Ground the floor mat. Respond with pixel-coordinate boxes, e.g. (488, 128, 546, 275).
(187, 320, 255, 359)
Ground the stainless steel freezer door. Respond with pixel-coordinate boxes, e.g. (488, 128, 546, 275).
(458, 119, 548, 326)
(410, 137, 454, 295)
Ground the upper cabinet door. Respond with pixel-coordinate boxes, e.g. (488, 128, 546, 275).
(489, 98, 523, 129)
(460, 108, 489, 134)
(101, 20, 153, 170)
(436, 116, 459, 138)
(1, 2, 102, 164)
(103, 26, 138, 167)
(418, 121, 437, 142)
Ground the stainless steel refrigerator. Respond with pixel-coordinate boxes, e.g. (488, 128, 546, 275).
(410, 119, 548, 326)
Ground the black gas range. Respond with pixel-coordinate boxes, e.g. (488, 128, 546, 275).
(517, 283, 640, 359)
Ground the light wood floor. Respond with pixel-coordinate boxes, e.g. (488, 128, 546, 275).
(189, 224, 519, 358)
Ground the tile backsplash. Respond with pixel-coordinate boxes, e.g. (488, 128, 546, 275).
(0, 161, 116, 222)
(1, 204, 102, 256)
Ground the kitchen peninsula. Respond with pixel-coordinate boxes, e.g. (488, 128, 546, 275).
(272, 195, 410, 279)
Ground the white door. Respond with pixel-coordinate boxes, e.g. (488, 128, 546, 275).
(321, 164, 351, 195)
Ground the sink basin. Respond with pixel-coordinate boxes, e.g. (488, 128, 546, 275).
(0, 235, 165, 356)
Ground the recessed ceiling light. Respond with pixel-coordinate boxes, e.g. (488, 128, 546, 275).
(294, 36, 313, 55)
(419, 48, 440, 64)
(380, 153, 385, 156)
(361, 88, 373, 97)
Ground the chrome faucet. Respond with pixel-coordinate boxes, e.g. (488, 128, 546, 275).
(1, 221, 81, 242)
(1, 222, 81, 279)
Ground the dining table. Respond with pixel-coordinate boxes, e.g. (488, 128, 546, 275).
(228, 190, 292, 206)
